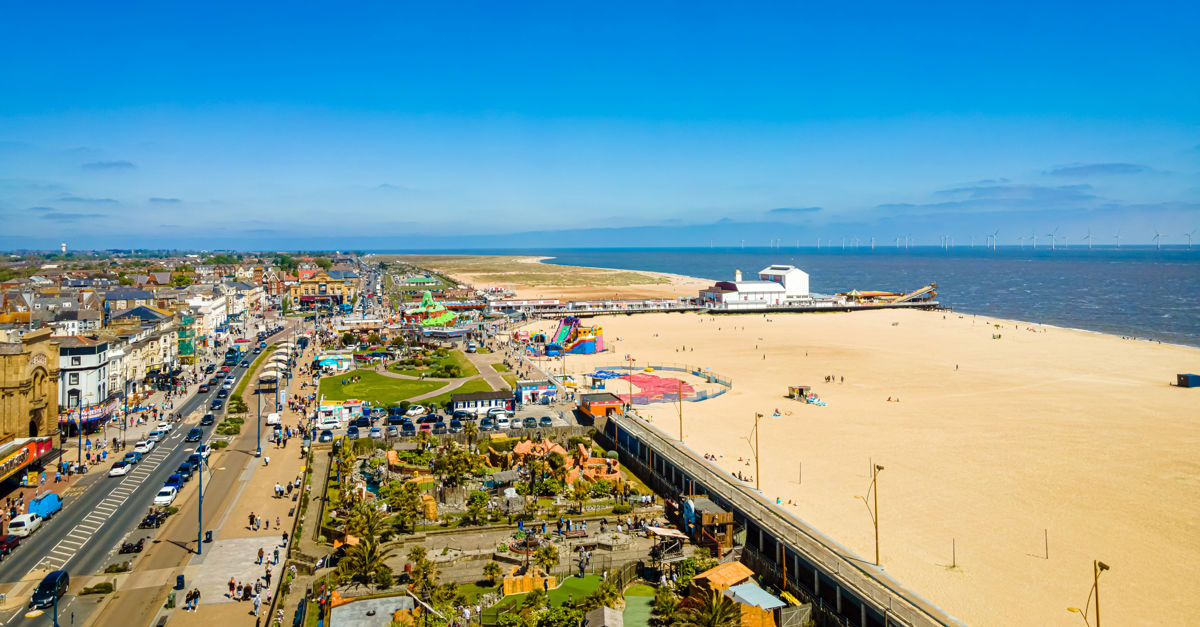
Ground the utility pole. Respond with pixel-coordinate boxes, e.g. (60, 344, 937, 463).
(754, 412, 762, 491)
(256, 386, 262, 457)
(197, 456, 208, 554)
(677, 378, 684, 442)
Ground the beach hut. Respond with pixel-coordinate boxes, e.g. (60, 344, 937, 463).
(787, 385, 811, 400)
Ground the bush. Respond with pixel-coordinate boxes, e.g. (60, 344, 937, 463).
(81, 582, 114, 595)
(212, 440, 229, 449)
(104, 562, 131, 574)
(611, 503, 633, 515)
(376, 565, 393, 589)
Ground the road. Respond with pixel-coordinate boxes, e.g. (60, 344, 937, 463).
(0, 317, 298, 626)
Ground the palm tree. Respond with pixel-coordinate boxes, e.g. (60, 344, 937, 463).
(336, 536, 395, 589)
(581, 580, 623, 611)
(652, 587, 681, 626)
(534, 544, 560, 573)
(348, 503, 387, 539)
(677, 590, 740, 627)
(462, 420, 479, 448)
(522, 587, 548, 611)
(570, 483, 591, 514)
(482, 561, 503, 585)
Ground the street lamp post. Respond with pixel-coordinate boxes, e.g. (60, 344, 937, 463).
(196, 455, 209, 555)
(256, 386, 262, 457)
(856, 464, 885, 565)
(754, 412, 762, 491)
(1094, 560, 1109, 627)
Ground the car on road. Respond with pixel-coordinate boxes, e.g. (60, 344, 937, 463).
(449, 419, 463, 433)
(210, 399, 225, 411)
(386, 425, 399, 438)
(133, 440, 154, 454)
(479, 418, 495, 431)
(108, 461, 131, 477)
(369, 427, 383, 439)
(347, 426, 360, 440)
(0, 534, 20, 558)
(185, 427, 203, 442)
(123, 451, 143, 465)
(28, 570, 68, 609)
(539, 416, 554, 428)
(253, 347, 261, 354)
(198, 383, 210, 393)
(175, 463, 194, 480)
(495, 416, 512, 430)
(319, 429, 334, 442)
(523, 416, 537, 429)
(164, 474, 185, 490)
(7, 514, 41, 538)
(157, 421, 172, 432)
(216, 388, 229, 398)
(200, 413, 215, 426)
(196, 444, 211, 459)
(153, 486, 178, 506)
(146, 430, 165, 443)
(240, 360, 250, 367)
(205, 364, 216, 374)
(219, 366, 231, 373)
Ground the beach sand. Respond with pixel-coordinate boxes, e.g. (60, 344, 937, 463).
(387, 254, 709, 300)
(522, 310, 1200, 626)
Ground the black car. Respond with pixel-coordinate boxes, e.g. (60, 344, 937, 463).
(240, 360, 250, 367)
(539, 415, 554, 428)
(253, 347, 261, 354)
(205, 364, 216, 374)
(210, 399, 225, 411)
(176, 463, 194, 480)
(452, 410, 475, 422)
(400, 423, 416, 437)
(198, 384, 210, 393)
(386, 415, 407, 426)
(417, 415, 438, 425)
(200, 413, 215, 426)
(347, 426, 360, 440)
(523, 416, 537, 429)
(449, 419, 463, 433)
(319, 429, 333, 442)
(216, 388, 229, 398)
(185, 453, 202, 471)
(29, 570, 68, 610)
(185, 427, 203, 442)
(353, 416, 371, 428)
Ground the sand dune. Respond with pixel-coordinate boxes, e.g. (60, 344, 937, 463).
(522, 309, 1200, 626)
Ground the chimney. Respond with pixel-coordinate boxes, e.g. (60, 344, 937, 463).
(734, 269, 742, 282)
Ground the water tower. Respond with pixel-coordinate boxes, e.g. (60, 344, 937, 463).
(60, 242, 67, 255)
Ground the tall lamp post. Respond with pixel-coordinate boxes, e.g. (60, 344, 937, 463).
(753, 412, 762, 491)
(196, 455, 209, 554)
(255, 385, 263, 458)
(1068, 560, 1110, 627)
(857, 463, 885, 565)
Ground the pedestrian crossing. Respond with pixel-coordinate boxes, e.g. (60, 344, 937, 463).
(34, 445, 173, 571)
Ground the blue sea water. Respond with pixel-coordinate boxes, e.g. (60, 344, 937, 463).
(378, 247, 1200, 348)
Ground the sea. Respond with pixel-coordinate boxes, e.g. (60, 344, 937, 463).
(378, 247, 1200, 348)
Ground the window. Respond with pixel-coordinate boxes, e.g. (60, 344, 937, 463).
(71, 356, 82, 366)
(67, 389, 80, 408)
(69, 373, 79, 385)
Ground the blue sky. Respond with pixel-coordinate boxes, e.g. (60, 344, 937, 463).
(1, 1, 1198, 249)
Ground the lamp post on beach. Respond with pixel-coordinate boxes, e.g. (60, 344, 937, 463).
(1068, 560, 1110, 627)
(753, 412, 762, 491)
(856, 463, 885, 565)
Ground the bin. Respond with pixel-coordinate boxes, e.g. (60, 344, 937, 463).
(176, 574, 185, 589)
(166, 591, 176, 608)
(205, 530, 213, 543)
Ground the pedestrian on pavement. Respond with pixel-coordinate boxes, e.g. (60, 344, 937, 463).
(252, 593, 261, 616)
(193, 588, 200, 611)
(256, 517, 262, 531)
(249, 512, 256, 529)
(258, 547, 264, 564)
(275, 516, 281, 528)
(273, 548, 280, 564)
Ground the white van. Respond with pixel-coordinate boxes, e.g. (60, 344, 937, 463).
(8, 514, 42, 537)
(266, 412, 282, 426)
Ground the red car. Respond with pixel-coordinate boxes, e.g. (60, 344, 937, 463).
(219, 366, 231, 373)
(0, 534, 20, 558)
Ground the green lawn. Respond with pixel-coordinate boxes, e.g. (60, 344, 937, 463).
(388, 348, 479, 378)
(624, 595, 654, 627)
(502, 374, 518, 389)
(318, 369, 446, 405)
(491, 362, 511, 372)
(493, 575, 604, 612)
(623, 584, 656, 597)
(418, 377, 496, 409)
(460, 582, 501, 603)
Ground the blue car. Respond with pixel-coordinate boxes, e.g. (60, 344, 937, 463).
(165, 474, 185, 490)
(122, 451, 143, 465)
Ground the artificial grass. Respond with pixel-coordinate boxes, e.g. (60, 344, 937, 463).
(495, 575, 604, 611)
(460, 582, 502, 603)
(623, 595, 654, 626)
(623, 584, 656, 597)
(318, 369, 446, 406)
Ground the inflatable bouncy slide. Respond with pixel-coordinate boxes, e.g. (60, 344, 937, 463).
(545, 316, 604, 355)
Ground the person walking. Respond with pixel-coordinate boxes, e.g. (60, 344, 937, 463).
(252, 592, 261, 616)
(258, 547, 264, 564)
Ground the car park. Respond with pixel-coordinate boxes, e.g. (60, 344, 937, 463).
(386, 425, 399, 438)
(153, 486, 177, 506)
(479, 418, 495, 431)
(354, 416, 371, 428)
(432, 421, 447, 435)
(400, 423, 416, 437)
(539, 415, 554, 428)
(186, 428, 203, 442)
(452, 410, 473, 421)
(417, 414, 438, 424)
(369, 427, 383, 439)
(347, 426, 360, 440)
(133, 440, 154, 454)
(419, 423, 433, 433)
(523, 416, 537, 429)
(405, 404, 427, 417)
(200, 413, 215, 425)
(123, 451, 143, 465)
(386, 414, 407, 426)
(108, 461, 130, 477)
(7, 514, 41, 538)
(319, 429, 333, 442)
(449, 419, 463, 433)
(495, 416, 512, 430)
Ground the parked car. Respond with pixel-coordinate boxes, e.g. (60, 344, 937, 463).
(522, 416, 537, 429)
(449, 419, 463, 433)
(386, 415, 407, 426)
(153, 486, 177, 506)
(479, 418, 495, 431)
(354, 416, 371, 428)
(123, 451, 143, 465)
(200, 413, 215, 426)
(185, 454, 202, 471)
(495, 416, 512, 430)
(175, 463, 194, 480)
(0, 534, 21, 558)
(539, 415, 555, 428)
(164, 474, 185, 490)
(386, 425, 399, 438)
(108, 461, 130, 477)
(347, 426, 360, 440)
(133, 440, 154, 454)
(29, 493, 62, 520)
(196, 444, 211, 459)
(185, 428, 203, 442)
(400, 423, 416, 437)
(405, 404, 427, 417)
(417, 414, 438, 424)
(319, 429, 334, 442)
(452, 410, 473, 421)
(7, 514, 41, 538)
(418, 423, 433, 433)
(432, 421, 447, 435)
(28, 570, 68, 609)
(369, 427, 383, 439)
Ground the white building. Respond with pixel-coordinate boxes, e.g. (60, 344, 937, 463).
(54, 336, 110, 410)
(699, 265, 811, 310)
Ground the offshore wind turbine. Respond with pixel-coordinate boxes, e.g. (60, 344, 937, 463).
(894, 236, 900, 249)
(1017, 235, 1025, 248)
(1114, 229, 1121, 248)
(1186, 229, 1197, 249)
(1152, 229, 1161, 250)
(1031, 230, 1038, 249)
(1082, 228, 1092, 250)
(990, 229, 1000, 250)
(1047, 227, 1059, 250)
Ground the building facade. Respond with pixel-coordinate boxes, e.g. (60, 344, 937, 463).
(0, 329, 60, 438)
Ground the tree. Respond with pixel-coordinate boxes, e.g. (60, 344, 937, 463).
(570, 483, 591, 514)
(407, 545, 440, 600)
(537, 607, 583, 627)
(336, 535, 394, 589)
(677, 590, 741, 627)
(462, 421, 479, 447)
(383, 481, 422, 533)
(522, 587, 548, 611)
(171, 274, 194, 287)
(483, 561, 503, 584)
(414, 430, 432, 452)
(533, 545, 559, 573)
(342, 332, 355, 346)
(580, 580, 622, 611)
(348, 503, 388, 539)
(315, 257, 333, 270)
(466, 490, 489, 525)
(432, 443, 479, 487)
(368, 333, 382, 345)
(652, 587, 681, 626)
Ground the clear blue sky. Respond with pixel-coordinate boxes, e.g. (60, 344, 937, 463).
(1, 1, 1197, 249)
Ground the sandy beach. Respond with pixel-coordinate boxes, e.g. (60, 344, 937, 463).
(517, 309, 1199, 627)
